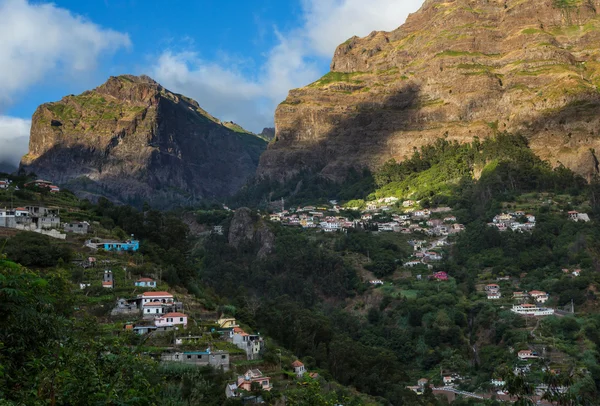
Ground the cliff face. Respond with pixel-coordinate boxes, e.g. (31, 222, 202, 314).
(259, 0, 600, 181)
(21, 75, 267, 207)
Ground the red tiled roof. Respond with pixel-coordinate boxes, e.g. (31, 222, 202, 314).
(162, 312, 186, 318)
(137, 278, 154, 282)
(142, 291, 172, 297)
(291, 360, 304, 368)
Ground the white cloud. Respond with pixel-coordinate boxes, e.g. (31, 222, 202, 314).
(0, 0, 131, 107)
(0, 116, 30, 168)
(151, 0, 423, 132)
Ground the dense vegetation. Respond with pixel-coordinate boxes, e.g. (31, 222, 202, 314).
(3, 132, 600, 404)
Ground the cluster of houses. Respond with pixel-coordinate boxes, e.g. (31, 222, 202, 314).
(24, 179, 60, 193)
(267, 200, 465, 236)
(0, 178, 12, 190)
(403, 238, 448, 269)
(0, 204, 95, 240)
(488, 212, 536, 232)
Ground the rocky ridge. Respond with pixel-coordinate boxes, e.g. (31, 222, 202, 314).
(258, 0, 600, 182)
(21, 75, 267, 207)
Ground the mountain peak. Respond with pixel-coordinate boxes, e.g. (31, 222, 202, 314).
(259, 0, 600, 181)
(21, 76, 266, 208)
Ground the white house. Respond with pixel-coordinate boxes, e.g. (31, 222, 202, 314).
(511, 304, 554, 316)
(517, 350, 538, 360)
(139, 291, 174, 304)
(487, 292, 502, 300)
(529, 290, 549, 303)
(155, 312, 187, 328)
(292, 360, 306, 378)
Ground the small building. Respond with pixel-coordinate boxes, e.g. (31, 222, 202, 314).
(0, 180, 9, 189)
(529, 290, 549, 304)
(102, 270, 114, 288)
(162, 349, 230, 371)
(485, 284, 500, 293)
(292, 360, 306, 378)
(417, 378, 429, 387)
(64, 221, 90, 234)
(518, 350, 538, 360)
(443, 376, 455, 386)
(135, 278, 157, 288)
(487, 292, 502, 300)
(155, 312, 188, 328)
(432, 271, 449, 281)
(370, 280, 384, 285)
(139, 291, 174, 304)
(217, 317, 238, 329)
(233, 327, 265, 360)
(85, 238, 139, 252)
(111, 298, 138, 316)
(511, 304, 554, 316)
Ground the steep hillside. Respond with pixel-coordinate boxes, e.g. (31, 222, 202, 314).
(21, 75, 267, 207)
(259, 0, 600, 182)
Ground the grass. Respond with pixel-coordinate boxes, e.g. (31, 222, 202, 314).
(308, 71, 365, 87)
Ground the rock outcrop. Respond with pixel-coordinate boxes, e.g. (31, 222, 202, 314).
(21, 75, 267, 207)
(259, 0, 600, 181)
(228, 207, 274, 259)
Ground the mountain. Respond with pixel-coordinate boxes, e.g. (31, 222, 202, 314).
(259, 127, 275, 141)
(20, 75, 267, 207)
(258, 0, 600, 182)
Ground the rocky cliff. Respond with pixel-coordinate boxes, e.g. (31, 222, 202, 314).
(21, 75, 267, 207)
(228, 207, 274, 259)
(259, 0, 600, 181)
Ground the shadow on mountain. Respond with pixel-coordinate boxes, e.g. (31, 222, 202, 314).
(520, 99, 600, 181)
(236, 84, 425, 206)
(19, 143, 234, 209)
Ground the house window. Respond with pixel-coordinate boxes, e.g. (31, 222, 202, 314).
(262, 381, 268, 386)
(187, 355, 191, 359)
(156, 309, 159, 313)
(221, 355, 226, 359)
(197, 355, 202, 359)
(146, 309, 150, 313)
(180, 318, 184, 322)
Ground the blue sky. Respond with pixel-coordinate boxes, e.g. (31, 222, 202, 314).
(0, 0, 423, 166)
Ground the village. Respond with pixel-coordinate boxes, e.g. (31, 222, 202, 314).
(97, 270, 320, 403)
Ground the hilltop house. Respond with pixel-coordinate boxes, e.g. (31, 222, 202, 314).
(292, 360, 306, 378)
(135, 278, 157, 288)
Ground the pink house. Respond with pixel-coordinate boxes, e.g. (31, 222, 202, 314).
(432, 271, 449, 281)
(155, 312, 187, 328)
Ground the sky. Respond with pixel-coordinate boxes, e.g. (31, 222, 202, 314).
(0, 0, 424, 167)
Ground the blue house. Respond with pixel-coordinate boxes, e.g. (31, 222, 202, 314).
(102, 240, 139, 252)
(86, 239, 140, 252)
(135, 278, 156, 288)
